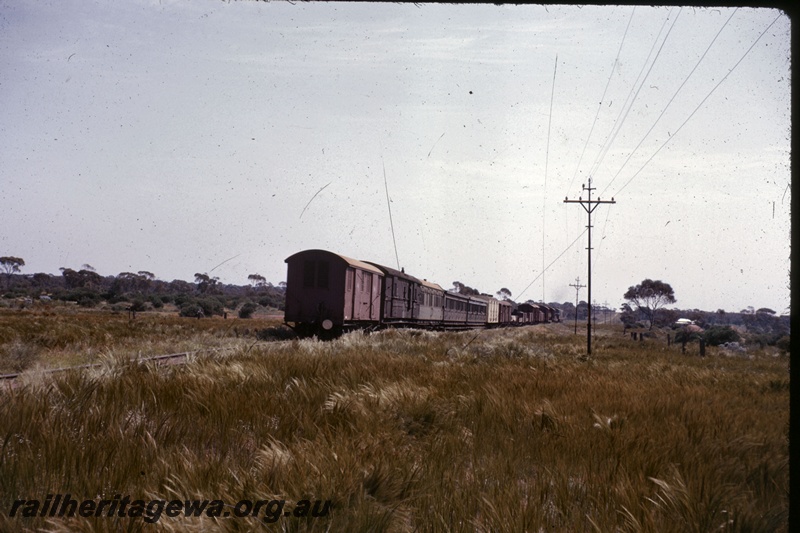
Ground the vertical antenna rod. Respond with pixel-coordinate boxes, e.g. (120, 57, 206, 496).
(564, 178, 615, 355)
(543, 54, 557, 302)
(382, 159, 400, 270)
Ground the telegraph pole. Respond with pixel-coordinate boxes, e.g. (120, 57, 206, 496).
(569, 277, 585, 335)
(564, 178, 615, 355)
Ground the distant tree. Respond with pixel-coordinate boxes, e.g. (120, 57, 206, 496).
(1, 256, 25, 288)
(496, 287, 512, 300)
(138, 271, 155, 292)
(653, 308, 679, 328)
(619, 303, 638, 330)
(576, 300, 589, 320)
(248, 273, 266, 290)
(756, 308, 776, 315)
(623, 279, 676, 330)
(194, 273, 219, 294)
(452, 281, 480, 296)
(60, 267, 103, 289)
(32, 272, 51, 290)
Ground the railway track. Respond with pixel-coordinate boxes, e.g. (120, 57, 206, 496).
(0, 349, 216, 388)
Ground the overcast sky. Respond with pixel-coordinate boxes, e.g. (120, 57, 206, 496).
(0, 1, 791, 313)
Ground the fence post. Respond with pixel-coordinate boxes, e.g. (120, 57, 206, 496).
(699, 339, 706, 357)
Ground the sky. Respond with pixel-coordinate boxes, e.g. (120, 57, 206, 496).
(0, 1, 791, 314)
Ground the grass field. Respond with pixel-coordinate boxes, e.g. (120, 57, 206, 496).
(0, 309, 789, 532)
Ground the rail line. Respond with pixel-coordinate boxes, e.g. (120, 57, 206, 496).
(0, 348, 226, 387)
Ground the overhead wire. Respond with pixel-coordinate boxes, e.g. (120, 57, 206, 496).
(610, 11, 784, 198)
(564, 6, 636, 197)
(535, 9, 781, 306)
(594, 7, 741, 269)
(587, 7, 681, 182)
(517, 228, 588, 302)
(599, 7, 739, 198)
(556, 8, 678, 309)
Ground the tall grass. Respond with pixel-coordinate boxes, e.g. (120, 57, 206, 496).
(0, 319, 788, 532)
(0, 309, 284, 373)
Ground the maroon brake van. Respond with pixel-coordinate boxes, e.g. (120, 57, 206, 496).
(284, 249, 383, 336)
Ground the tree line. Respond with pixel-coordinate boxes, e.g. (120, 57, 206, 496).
(0, 256, 284, 319)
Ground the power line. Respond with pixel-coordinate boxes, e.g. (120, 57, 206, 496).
(594, 8, 746, 270)
(588, 7, 681, 181)
(600, 7, 739, 198)
(565, 6, 636, 196)
(612, 11, 784, 197)
(516, 227, 587, 302)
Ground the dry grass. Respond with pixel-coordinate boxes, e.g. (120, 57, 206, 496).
(0, 313, 789, 532)
(0, 308, 284, 373)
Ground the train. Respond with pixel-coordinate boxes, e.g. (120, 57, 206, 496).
(283, 249, 560, 338)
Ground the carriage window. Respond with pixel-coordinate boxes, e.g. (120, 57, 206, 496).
(346, 269, 353, 292)
(303, 260, 315, 288)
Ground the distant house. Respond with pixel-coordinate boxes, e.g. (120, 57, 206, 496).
(674, 318, 694, 326)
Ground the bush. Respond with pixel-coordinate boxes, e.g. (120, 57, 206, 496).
(129, 299, 149, 313)
(0, 340, 40, 372)
(674, 328, 703, 344)
(107, 293, 129, 304)
(775, 335, 790, 352)
(173, 293, 193, 307)
(59, 288, 102, 307)
(179, 303, 204, 318)
(256, 326, 296, 341)
(238, 302, 258, 319)
(178, 296, 224, 318)
(703, 326, 740, 346)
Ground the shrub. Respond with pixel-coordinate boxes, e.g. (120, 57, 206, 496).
(703, 326, 740, 346)
(197, 296, 224, 317)
(173, 293, 192, 307)
(775, 335, 790, 352)
(0, 340, 40, 372)
(179, 303, 203, 318)
(106, 294, 129, 304)
(256, 326, 296, 341)
(674, 328, 702, 344)
(129, 299, 149, 313)
(178, 297, 224, 318)
(238, 302, 258, 319)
